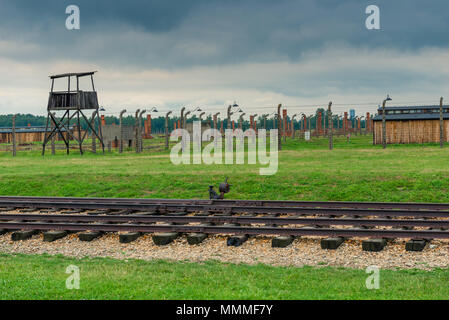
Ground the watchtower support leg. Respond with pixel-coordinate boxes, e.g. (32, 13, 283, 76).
(76, 110, 83, 155)
(67, 110, 70, 154)
(51, 113, 56, 155)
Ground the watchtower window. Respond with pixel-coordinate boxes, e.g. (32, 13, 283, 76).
(47, 72, 99, 111)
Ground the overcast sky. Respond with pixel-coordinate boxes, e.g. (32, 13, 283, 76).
(1, 0, 449, 117)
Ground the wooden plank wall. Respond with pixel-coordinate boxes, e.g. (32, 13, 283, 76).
(0, 130, 86, 144)
(374, 120, 449, 144)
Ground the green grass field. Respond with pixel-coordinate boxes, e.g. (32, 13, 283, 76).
(1, 135, 448, 202)
(1, 135, 449, 300)
(1, 253, 449, 300)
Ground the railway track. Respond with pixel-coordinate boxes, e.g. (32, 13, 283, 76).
(2, 196, 449, 210)
(1, 196, 449, 251)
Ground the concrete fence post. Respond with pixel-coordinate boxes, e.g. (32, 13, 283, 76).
(139, 110, 146, 153)
(291, 114, 297, 139)
(302, 114, 307, 137)
(180, 107, 186, 129)
(343, 112, 348, 137)
(135, 109, 140, 153)
(213, 112, 220, 131)
(91, 111, 97, 153)
(165, 111, 172, 150)
(283, 109, 287, 143)
(328, 102, 333, 150)
(323, 111, 326, 136)
(99, 114, 106, 154)
(382, 100, 387, 149)
(238, 113, 245, 129)
(227, 105, 232, 129)
(119, 109, 126, 153)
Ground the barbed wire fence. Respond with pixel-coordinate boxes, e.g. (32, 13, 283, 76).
(3, 98, 449, 156)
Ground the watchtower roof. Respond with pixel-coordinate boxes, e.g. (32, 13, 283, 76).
(49, 71, 97, 79)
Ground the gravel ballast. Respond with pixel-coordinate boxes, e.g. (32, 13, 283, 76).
(0, 232, 448, 270)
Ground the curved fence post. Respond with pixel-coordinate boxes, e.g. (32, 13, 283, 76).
(91, 111, 97, 153)
(165, 111, 172, 150)
(134, 109, 140, 153)
(139, 110, 146, 153)
(328, 102, 333, 150)
(119, 109, 127, 153)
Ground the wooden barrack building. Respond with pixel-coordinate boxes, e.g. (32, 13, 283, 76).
(0, 125, 81, 144)
(373, 105, 449, 144)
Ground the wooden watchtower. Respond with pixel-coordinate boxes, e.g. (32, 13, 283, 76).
(42, 71, 105, 155)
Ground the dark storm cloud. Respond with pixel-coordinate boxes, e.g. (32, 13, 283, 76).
(1, 0, 449, 67)
(0, 0, 449, 68)
(0, 0, 204, 32)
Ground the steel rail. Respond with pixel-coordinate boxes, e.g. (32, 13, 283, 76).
(2, 196, 449, 211)
(2, 200, 449, 218)
(2, 214, 449, 229)
(0, 221, 448, 239)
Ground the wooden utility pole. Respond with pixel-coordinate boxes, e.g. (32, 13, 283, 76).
(277, 104, 282, 150)
(12, 114, 16, 157)
(365, 113, 370, 135)
(440, 97, 444, 148)
(328, 102, 333, 150)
